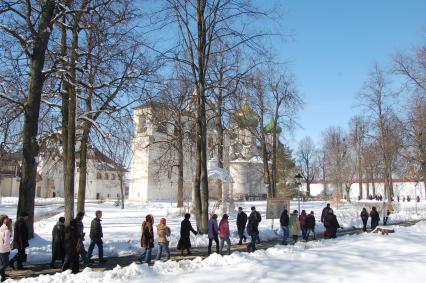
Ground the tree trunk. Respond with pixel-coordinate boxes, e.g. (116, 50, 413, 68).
(358, 155, 363, 199)
(60, 14, 71, 224)
(77, 36, 94, 214)
(371, 171, 376, 197)
(199, 83, 209, 234)
(119, 174, 125, 209)
(422, 161, 426, 198)
(192, 106, 202, 229)
(271, 127, 277, 198)
(77, 124, 90, 213)
(215, 94, 224, 203)
(17, 0, 56, 238)
(63, 6, 86, 223)
(259, 105, 271, 197)
(195, 0, 209, 234)
(177, 113, 184, 208)
(345, 185, 351, 203)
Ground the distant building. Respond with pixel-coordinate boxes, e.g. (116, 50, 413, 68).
(300, 179, 426, 200)
(0, 134, 125, 200)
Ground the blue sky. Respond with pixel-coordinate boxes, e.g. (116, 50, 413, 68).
(274, 0, 426, 150)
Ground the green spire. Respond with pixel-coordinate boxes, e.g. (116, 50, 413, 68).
(264, 117, 282, 134)
(234, 102, 259, 128)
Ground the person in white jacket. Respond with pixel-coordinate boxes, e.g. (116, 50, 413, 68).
(0, 216, 12, 282)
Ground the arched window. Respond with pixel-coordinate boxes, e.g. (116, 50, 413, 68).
(96, 172, 102, 179)
(105, 173, 109, 180)
(111, 173, 115, 180)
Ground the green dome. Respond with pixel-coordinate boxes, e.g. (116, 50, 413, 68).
(264, 117, 282, 134)
(234, 102, 259, 128)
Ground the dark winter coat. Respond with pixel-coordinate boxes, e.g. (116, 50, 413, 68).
(280, 211, 289, 227)
(360, 210, 369, 222)
(75, 218, 84, 237)
(51, 221, 65, 261)
(247, 211, 261, 236)
(370, 210, 380, 229)
(177, 219, 197, 250)
(13, 217, 29, 250)
(306, 214, 316, 230)
(140, 221, 154, 248)
(321, 206, 332, 223)
(237, 212, 248, 231)
(323, 213, 340, 239)
(89, 218, 103, 241)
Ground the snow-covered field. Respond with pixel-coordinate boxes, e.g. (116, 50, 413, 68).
(2, 198, 426, 282)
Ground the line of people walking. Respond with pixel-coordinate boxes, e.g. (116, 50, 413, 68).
(49, 210, 106, 274)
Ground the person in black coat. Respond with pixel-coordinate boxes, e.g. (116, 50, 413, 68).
(62, 219, 80, 274)
(247, 206, 261, 252)
(321, 203, 332, 223)
(323, 210, 340, 239)
(305, 211, 316, 240)
(370, 206, 380, 230)
(280, 209, 289, 245)
(9, 213, 29, 270)
(74, 212, 90, 266)
(177, 214, 197, 255)
(236, 207, 247, 245)
(360, 208, 369, 232)
(87, 210, 105, 263)
(50, 217, 65, 268)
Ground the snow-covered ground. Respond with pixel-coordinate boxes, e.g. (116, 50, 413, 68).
(1, 198, 426, 266)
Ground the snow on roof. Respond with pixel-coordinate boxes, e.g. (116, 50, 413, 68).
(207, 167, 233, 183)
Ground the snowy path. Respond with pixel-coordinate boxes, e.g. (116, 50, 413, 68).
(6, 220, 426, 283)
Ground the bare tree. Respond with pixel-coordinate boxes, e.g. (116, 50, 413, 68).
(0, 0, 58, 236)
(349, 115, 368, 199)
(74, 0, 152, 214)
(267, 68, 302, 198)
(358, 64, 400, 209)
(316, 148, 328, 197)
(155, 0, 276, 233)
(393, 44, 426, 95)
(403, 95, 426, 195)
(322, 126, 349, 200)
(296, 136, 317, 196)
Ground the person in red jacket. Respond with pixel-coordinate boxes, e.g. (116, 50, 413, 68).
(218, 214, 231, 255)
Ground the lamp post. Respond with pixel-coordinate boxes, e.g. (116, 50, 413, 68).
(295, 173, 303, 215)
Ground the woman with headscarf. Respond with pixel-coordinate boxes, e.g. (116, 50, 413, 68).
(138, 214, 154, 264)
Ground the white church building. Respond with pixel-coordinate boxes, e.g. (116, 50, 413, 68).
(129, 101, 268, 203)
